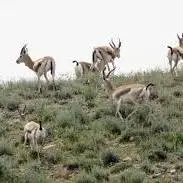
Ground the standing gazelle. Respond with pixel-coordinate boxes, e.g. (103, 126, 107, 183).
(16, 44, 56, 92)
(167, 33, 183, 76)
(91, 39, 121, 72)
(102, 67, 154, 121)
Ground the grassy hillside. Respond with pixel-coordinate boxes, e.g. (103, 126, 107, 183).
(1, 69, 183, 183)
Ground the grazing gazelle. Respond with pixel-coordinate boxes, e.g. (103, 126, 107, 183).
(16, 44, 56, 92)
(102, 67, 154, 121)
(91, 39, 121, 72)
(18, 104, 46, 149)
(72, 60, 98, 78)
(18, 104, 46, 159)
(167, 33, 183, 76)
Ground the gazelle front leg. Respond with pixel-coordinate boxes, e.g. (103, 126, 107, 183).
(106, 62, 111, 72)
(104, 55, 111, 72)
(111, 60, 116, 70)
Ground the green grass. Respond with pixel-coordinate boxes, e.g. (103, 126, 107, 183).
(1, 69, 183, 182)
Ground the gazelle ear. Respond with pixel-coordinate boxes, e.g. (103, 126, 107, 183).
(20, 44, 28, 55)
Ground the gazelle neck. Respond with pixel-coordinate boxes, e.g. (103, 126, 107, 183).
(111, 49, 116, 59)
(105, 79, 115, 95)
(23, 54, 34, 70)
(180, 44, 183, 48)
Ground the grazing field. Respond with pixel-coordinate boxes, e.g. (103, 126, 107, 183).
(1, 69, 183, 183)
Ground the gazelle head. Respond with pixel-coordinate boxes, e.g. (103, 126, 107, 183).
(16, 44, 28, 64)
(18, 104, 27, 120)
(102, 66, 116, 93)
(177, 33, 183, 47)
(109, 38, 121, 58)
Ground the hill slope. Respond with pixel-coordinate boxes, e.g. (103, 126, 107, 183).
(1, 70, 183, 183)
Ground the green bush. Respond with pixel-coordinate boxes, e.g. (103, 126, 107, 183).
(75, 172, 96, 183)
(91, 166, 109, 181)
(119, 168, 147, 183)
(101, 151, 119, 166)
(0, 140, 13, 156)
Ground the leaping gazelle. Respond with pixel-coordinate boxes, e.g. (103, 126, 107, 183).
(91, 39, 121, 72)
(102, 67, 154, 121)
(16, 44, 56, 92)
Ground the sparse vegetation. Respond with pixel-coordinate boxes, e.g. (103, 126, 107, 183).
(1, 69, 183, 182)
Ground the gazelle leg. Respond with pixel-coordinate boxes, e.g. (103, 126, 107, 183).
(44, 72, 49, 84)
(172, 60, 179, 76)
(115, 101, 124, 122)
(126, 109, 137, 120)
(106, 63, 110, 72)
(111, 60, 116, 70)
(24, 132, 28, 146)
(52, 76, 56, 90)
(37, 76, 42, 93)
(30, 137, 34, 150)
(35, 140, 40, 160)
(169, 58, 172, 74)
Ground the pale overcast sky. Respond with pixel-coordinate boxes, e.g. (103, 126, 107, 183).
(0, 0, 183, 82)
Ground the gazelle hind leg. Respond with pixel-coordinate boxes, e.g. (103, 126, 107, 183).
(168, 57, 173, 74)
(115, 101, 124, 122)
(172, 60, 179, 76)
(52, 76, 56, 90)
(44, 72, 49, 84)
(24, 132, 28, 146)
(37, 76, 42, 93)
(126, 108, 138, 120)
(35, 140, 40, 161)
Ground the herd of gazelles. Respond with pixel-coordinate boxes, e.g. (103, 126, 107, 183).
(15, 35, 182, 156)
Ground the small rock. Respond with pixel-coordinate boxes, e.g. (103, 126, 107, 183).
(43, 144, 56, 150)
(129, 136, 134, 141)
(152, 173, 162, 178)
(123, 157, 132, 162)
(170, 169, 176, 174)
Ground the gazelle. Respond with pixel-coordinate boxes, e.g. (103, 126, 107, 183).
(102, 67, 154, 121)
(91, 39, 121, 72)
(16, 44, 56, 92)
(18, 104, 46, 159)
(18, 104, 46, 149)
(167, 33, 183, 75)
(72, 60, 98, 78)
